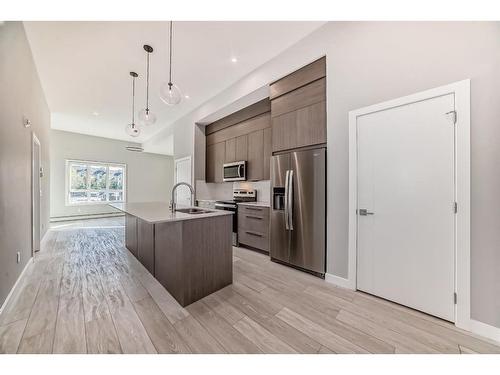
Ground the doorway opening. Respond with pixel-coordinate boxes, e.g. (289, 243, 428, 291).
(174, 156, 193, 206)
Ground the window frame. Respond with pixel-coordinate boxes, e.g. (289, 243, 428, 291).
(65, 159, 127, 206)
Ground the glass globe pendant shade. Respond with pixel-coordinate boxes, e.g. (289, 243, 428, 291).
(138, 108, 157, 126)
(159, 82, 182, 106)
(125, 123, 141, 137)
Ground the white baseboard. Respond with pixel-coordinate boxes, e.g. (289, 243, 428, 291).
(325, 272, 355, 290)
(0, 257, 33, 316)
(467, 319, 500, 344)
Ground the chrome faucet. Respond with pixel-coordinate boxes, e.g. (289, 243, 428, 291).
(170, 182, 195, 212)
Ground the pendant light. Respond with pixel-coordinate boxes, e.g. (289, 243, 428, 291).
(125, 72, 141, 137)
(138, 45, 157, 126)
(159, 21, 182, 105)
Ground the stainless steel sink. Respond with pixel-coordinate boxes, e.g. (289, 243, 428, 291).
(175, 208, 212, 215)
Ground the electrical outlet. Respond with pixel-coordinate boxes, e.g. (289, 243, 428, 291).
(16, 252, 21, 264)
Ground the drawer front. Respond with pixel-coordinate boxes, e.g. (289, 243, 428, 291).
(238, 206, 269, 251)
(238, 229, 269, 252)
(239, 205, 269, 218)
(238, 210, 269, 234)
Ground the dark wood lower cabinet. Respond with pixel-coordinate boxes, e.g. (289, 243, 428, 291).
(237, 205, 270, 253)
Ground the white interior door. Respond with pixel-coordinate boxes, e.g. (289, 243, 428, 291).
(356, 93, 456, 321)
(175, 156, 192, 207)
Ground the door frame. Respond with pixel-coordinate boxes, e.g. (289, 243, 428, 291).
(31, 132, 42, 257)
(348, 79, 470, 329)
(174, 155, 192, 185)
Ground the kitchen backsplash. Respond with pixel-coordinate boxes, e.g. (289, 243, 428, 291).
(196, 180, 270, 203)
(233, 180, 270, 203)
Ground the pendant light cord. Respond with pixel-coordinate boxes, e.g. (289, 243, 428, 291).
(169, 21, 173, 86)
(146, 51, 150, 111)
(132, 75, 135, 126)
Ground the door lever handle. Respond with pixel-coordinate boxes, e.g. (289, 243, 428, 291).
(358, 209, 374, 216)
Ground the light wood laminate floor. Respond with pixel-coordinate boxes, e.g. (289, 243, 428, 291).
(1, 217, 499, 354)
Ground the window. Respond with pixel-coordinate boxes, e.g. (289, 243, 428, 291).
(66, 160, 126, 205)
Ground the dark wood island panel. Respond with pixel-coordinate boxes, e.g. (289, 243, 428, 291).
(154, 214, 233, 307)
(125, 214, 138, 257)
(137, 219, 155, 274)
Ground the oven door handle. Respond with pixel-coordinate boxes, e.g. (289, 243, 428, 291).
(215, 203, 237, 209)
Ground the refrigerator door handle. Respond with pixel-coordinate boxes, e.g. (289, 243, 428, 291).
(288, 170, 294, 231)
(284, 170, 290, 230)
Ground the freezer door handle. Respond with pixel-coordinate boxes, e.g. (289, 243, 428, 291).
(284, 170, 290, 230)
(288, 170, 294, 231)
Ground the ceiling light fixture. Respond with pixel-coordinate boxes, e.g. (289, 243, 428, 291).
(138, 45, 157, 126)
(184, 94, 190, 99)
(159, 21, 182, 106)
(231, 57, 237, 63)
(125, 72, 141, 138)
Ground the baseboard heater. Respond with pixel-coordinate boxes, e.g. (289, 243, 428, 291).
(50, 212, 125, 222)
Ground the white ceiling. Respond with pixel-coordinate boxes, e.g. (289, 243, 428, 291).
(24, 21, 324, 152)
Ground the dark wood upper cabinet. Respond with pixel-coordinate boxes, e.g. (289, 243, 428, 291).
(225, 138, 236, 163)
(270, 58, 326, 153)
(272, 100, 326, 152)
(206, 99, 271, 135)
(206, 143, 215, 183)
(271, 77, 326, 118)
(235, 134, 248, 162)
(206, 141, 225, 183)
(263, 127, 272, 180)
(205, 58, 326, 181)
(206, 107, 270, 182)
(206, 113, 270, 146)
(247, 130, 264, 181)
(269, 57, 326, 100)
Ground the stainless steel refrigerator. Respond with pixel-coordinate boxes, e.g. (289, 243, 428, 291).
(270, 147, 326, 277)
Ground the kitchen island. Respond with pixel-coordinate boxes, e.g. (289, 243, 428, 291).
(110, 202, 233, 307)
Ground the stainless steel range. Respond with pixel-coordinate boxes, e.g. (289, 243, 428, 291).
(215, 188, 256, 246)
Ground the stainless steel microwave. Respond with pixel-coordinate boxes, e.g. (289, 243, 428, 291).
(223, 161, 246, 182)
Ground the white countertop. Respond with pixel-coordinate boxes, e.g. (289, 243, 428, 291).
(110, 202, 233, 224)
(237, 201, 270, 208)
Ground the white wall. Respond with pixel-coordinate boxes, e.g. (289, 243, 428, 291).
(0, 22, 51, 306)
(144, 22, 500, 330)
(50, 130, 174, 218)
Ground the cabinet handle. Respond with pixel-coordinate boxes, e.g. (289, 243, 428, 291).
(246, 215, 263, 220)
(245, 231, 263, 237)
(245, 207, 263, 211)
